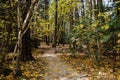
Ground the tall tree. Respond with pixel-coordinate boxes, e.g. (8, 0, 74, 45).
(52, 0, 58, 47)
(44, 0, 50, 45)
(20, 0, 34, 61)
(14, 0, 39, 76)
(69, 6, 74, 32)
(93, 0, 97, 20)
(81, 0, 85, 17)
(14, 0, 21, 76)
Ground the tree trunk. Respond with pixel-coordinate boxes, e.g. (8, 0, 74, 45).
(21, 29, 34, 60)
(93, 0, 96, 20)
(21, 0, 34, 61)
(69, 4, 74, 48)
(75, 7, 79, 24)
(52, 0, 58, 48)
(60, 16, 65, 45)
(13, 0, 38, 77)
(69, 7, 74, 32)
(14, 0, 22, 76)
(81, 0, 85, 18)
(45, 0, 50, 45)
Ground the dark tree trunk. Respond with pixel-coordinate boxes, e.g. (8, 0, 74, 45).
(45, 0, 50, 45)
(45, 35, 50, 45)
(69, 4, 74, 48)
(21, 0, 34, 61)
(59, 16, 65, 45)
(75, 7, 79, 24)
(60, 31, 65, 45)
(69, 8, 74, 32)
(81, 0, 85, 17)
(52, 0, 58, 48)
(32, 38, 40, 48)
(21, 29, 34, 60)
(116, 1, 120, 15)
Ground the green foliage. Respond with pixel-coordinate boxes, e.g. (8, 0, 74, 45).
(71, 7, 120, 57)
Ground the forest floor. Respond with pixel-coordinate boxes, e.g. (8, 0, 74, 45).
(1, 42, 120, 80)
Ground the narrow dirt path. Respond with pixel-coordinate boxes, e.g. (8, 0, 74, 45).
(19, 44, 114, 80)
(42, 48, 89, 80)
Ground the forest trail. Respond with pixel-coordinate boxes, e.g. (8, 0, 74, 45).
(1, 43, 116, 80)
(36, 43, 89, 80)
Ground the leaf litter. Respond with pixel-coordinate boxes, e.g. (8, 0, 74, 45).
(1, 44, 120, 80)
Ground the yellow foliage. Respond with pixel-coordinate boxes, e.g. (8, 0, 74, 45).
(0, 75, 4, 80)
(33, 72, 39, 77)
(5, 75, 14, 80)
(76, 24, 84, 31)
(91, 23, 97, 28)
(118, 33, 120, 37)
(118, 74, 120, 80)
(104, 12, 110, 21)
(91, 21, 99, 28)
(30, 25, 33, 29)
(101, 25, 109, 30)
(23, 71, 30, 77)
(79, 24, 84, 29)
(118, 8, 120, 11)
(98, 13, 103, 17)
(36, 28, 40, 32)
(118, 40, 120, 44)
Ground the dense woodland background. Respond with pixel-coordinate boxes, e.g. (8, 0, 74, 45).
(0, 0, 120, 79)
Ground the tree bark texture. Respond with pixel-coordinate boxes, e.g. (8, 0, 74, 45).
(21, 0, 34, 61)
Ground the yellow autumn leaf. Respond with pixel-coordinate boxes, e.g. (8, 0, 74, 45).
(5, 75, 14, 80)
(79, 24, 84, 29)
(20, 66, 24, 70)
(30, 78, 36, 80)
(30, 25, 33, 29)
(91, 20, 99, 28)
(101, 25, 109, 30)
(23, 71, 30, 77)
(91, 23, 97, 28)
(118, 8, 120, 11)
(98, 13, 102, 17)
(9, 65, 13, 69)
(34, 74, 39, 77)
(39, 73, 44, 77)
(118, 33, 120, 37)
(0, 75, 4, 80)
(36, 29, 40, 32)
